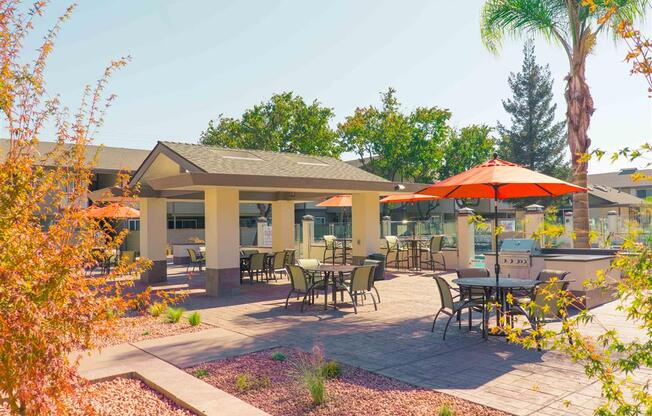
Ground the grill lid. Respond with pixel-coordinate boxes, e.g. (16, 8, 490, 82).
(499, 239, 541, 254)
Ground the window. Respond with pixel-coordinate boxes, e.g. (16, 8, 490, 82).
(128, 219, 140, 231)
(167, 216, 205, 229)
(636, 189, 648, 199)
(314, 217, 326, 224)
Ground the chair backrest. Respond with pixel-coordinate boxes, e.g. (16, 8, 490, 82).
(385, 235, 399, 251)
(532, 280, 570, 319)
(283, 249, 296, 266)
(241, 249, 259, 257)
(272, 251, 286, 269)
(250, 253, 266, 270)
(536, 269, 570, 282)
(323, 235, 337, 249)
(287, 265, 309, 292)
(187, 248, 199, 263)
(350, 266, 375, 292)
(456, 268, 490, 278)
(297, 258, 320, 269)
(434, 276, 455, 311)
(430, 235, 445, 252)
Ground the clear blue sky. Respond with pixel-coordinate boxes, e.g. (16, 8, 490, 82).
(26, 0, 652, 173)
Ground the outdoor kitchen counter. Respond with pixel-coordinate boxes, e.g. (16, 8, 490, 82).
(532, 253, 615, 261)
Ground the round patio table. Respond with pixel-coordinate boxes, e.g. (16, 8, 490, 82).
(452, 277, 540, 339)
(309, 264, 356, 310)
(400, 237, 427, 271)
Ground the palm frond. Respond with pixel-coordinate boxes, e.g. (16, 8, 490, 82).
(481, 0, 570, 54)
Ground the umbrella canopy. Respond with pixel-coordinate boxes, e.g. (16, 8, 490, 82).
(418, 154, 586, 282)
(316, 195, 352, 207)
(85, 203, 140, 219)
(418, 156, 585, 199)
(380, 193, 440, 204)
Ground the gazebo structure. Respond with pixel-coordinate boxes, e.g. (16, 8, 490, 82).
(94, 141, 422, 297)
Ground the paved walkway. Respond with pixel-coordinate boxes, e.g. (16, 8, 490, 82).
(82, 264, 649, 416)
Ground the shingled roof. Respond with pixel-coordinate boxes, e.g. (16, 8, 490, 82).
(158, 141, 389, 183)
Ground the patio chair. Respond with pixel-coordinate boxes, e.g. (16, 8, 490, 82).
(285, 265, 327, 312)
(508, 280, 572, 351)
(515, 269, 571, 303)
(420, 235, 446, 271)
(344, 265, 378, 313)
(283, 248, 296, 267)
(455, 268, 490, 299)
(241, 249, 259, 257)
(322, 235, 343, 264)
(384, 236, 409, 269)
(186, 248, 205, 274)
(270, 251, 287, 280)
(248, 252, 267, 284)
(432, 276, 484, 340)
(362, 259, 382, 303)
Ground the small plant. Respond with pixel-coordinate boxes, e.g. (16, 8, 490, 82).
(193, 368, 209, 379)
(148, 302, 165, 317)
(235, 373, 270, 392)
(305, 373, 325, 405)
(271, 351, 287, 362)
(321, 360, 341, 379)
(293, 346, 328, 406)
(165, 307, 184, 324)
(141, 331, 150, 336)
(438, 404, 455, 416)
(187, 311, 201, 326)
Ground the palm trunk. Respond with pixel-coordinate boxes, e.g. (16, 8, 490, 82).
(565, 53, 594, 248)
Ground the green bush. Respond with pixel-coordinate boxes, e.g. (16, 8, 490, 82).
(235, 373, 270, 392)
(148, 302, 165, 317)
(306, 373, 325, 405)
(293, 346, 328, 405)
(321, 360, 341, 379)
(187, 311, 201, 326)
(193, 368, 209, 379)
(165, 307, 184, 324)
(438, 404, 455, 416)
(271, 351, 287, 362)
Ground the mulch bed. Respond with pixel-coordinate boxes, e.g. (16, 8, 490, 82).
(186, 347, 509, 416)
(0, 377, 195, 416)
(91, 315, 214, 348)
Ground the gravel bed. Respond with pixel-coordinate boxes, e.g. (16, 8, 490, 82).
(186, 347, 509, 416)
(0, 377, 195, 416)
(92, 315, 214, 348)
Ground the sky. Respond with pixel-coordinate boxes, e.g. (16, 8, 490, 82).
(20, 0, 652, 173)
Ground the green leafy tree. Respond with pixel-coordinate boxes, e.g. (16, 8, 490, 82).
(200, 91, 341, 157)
(440, 124, 496, 179)
(480, 0, 650, 248)
(338, 88, 451, 182)
(497, 41, 570, 180)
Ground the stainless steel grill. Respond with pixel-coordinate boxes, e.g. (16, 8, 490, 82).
(498, 239, 541, 278)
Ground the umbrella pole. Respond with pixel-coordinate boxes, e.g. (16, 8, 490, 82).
(493, 186, 500, 285)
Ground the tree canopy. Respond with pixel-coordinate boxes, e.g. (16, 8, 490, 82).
(497, 41, 570, 180)
(199, 92, 341, 158)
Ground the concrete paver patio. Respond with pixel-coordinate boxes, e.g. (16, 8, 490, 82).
(82, 263, 650, 416)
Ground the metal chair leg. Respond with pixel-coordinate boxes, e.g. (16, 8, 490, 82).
(431, 309, 442, 332)
(443, 314, 455, 340)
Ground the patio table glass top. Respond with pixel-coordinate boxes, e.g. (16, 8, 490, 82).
(453, 277, 539, 289)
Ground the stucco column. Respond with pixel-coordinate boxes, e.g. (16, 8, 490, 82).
(564, 211, 574, 248)
(272, 200, 296, 252)
(139, 197, 168, 284)
(525, 204, 544, 240)
(301, 215, 314, 259)
(607, 210, 618, 236)
(351, 192, 380, 264)
(456, 207, 475, 269)
(256, 216, 268, 247)
(381, 215, 391, 238)
(204, 187, 240, 297)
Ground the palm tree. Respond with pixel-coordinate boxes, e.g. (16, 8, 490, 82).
(481, 0, 648, 248)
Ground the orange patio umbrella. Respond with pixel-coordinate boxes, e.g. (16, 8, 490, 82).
(85, 203, 140, 219)
(418, 154, 586, 282)
(379, 193, 440, 204)
(316, 195, 352, 207)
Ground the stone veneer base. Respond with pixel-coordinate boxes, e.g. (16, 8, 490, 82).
(206, 267, 241, 297)
(141, 260, 167, 284)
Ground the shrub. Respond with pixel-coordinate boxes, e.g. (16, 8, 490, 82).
(235, 373, 270, 392)
(193, 369, 209, 379)
(321, 360, 341, 379)
(305, 373, 325, 405)
(293, 346, 328, 406)
(187, 311, 201, 326)
(166, 307, 184, 324)
(271, 351, 287, 362)
(148, 302, 165, 317)
(438, 404, 455, 416)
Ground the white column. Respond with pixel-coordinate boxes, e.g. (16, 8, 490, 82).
(301, 215, 315, 259)
(139, 197, 168, 283)
(563, 211, 574, 248)
(256, 216, 268, 247)
(607, 210, 618, 236)
(204, 187, 240, 297)
(381, 215, 391, 238)
(351, 192, 380, 264)
(456, 207, 475, 269)
(525, 204, 544, 241)
(272, 200, 296, 252)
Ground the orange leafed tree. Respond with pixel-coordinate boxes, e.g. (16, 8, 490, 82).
(0, 2, 153, 414)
